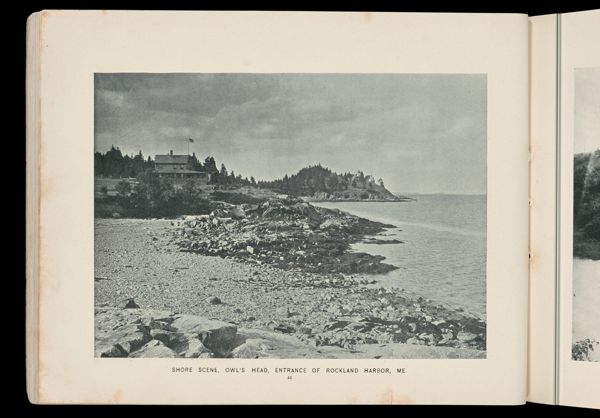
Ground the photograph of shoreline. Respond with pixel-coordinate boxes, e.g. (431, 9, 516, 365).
(94, 73, 487, 359)
(571, 67, 600, 362)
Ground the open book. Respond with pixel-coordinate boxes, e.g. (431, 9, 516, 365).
(25, 10, 599, 406)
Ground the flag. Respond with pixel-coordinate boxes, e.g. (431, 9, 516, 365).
(188, 138, 194, 143)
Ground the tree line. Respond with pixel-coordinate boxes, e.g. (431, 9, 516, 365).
(257, 164, 383, 197)
(94, 146, 256, 187)
(573, 149, 600, 259)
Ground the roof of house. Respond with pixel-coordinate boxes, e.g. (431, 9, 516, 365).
(156, 168, 209, 175)
(154, 154, 189, 164)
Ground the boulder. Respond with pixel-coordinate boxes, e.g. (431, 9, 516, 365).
(95, 323, 151, 356)
(150, 329, 187, 348)
(171, 315, 237, 354)
(230, 206, 246, 219)
(119, 298, 140, 309)
(178, 335, 214, 358)
(231, 338, 270, 359)
(97, 344, 128, 358)
(130, 340, 177, 358)
(206, 296, 222, 305)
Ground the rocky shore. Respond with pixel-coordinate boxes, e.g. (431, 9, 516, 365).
(174, 196, 400, 275)
(96, 304, 485, 359)
(95, 202, 487, 358)
(305, 192, 414, 203)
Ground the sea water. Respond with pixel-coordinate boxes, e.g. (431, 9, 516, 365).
(314, 195, 487, 317)
(573, 259, 600, 346)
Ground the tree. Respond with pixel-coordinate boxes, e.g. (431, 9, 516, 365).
(104, 145, 124, 177)
(204, 156, 219, 175)
(188, 152, 203, 171)
(115, 180, 131, 197)
(218, 163, 229, 185)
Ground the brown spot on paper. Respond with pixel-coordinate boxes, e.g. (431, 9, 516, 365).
(379, 388, 414, 405)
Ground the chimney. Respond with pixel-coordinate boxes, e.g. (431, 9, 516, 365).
(170, 150, 173, 156)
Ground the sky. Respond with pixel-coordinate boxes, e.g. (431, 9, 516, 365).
(575, 67, 600, 154)
(95, 73, 487, 194)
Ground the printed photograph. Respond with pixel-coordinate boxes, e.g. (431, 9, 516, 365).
(572, 67, 600, 362)
(94, 73, 487, 359)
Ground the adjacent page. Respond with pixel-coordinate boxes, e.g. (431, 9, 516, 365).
(557, 9, 600, 409)
(28, 11, 529, 404)
(528, 13, 559, 405)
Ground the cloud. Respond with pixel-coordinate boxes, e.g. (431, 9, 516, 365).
(575, 67, 600, 154)
(94, 73, 487, 194)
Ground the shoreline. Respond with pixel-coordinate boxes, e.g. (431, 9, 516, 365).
(174, 196, 401, 275)
(95, 201, 487, 357)
(303, 197, 415, 203)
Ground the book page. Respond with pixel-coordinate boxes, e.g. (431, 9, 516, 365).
(30, 11, 529, 404)
(528, 13, 559, 405)
(557, 9, 600, 409)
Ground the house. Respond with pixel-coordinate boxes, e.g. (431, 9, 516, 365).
(153, 150, 211, 183)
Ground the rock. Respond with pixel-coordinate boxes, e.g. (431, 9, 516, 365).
(324, 320, 350, 331)
(171, 315, 237, 355)
(178, 335, 214, 358)
(405, 337, 426, 346)
(95, 323, 151, 356)
(150, 329, 187, 347)
(230, 206, 246, 219)
(442, 331, 454, 340)
(206, 296, 222, 305)
(130, 340, 177, 358)
(460, 318, 486, 335)
(273, 324, 295, 334)
(345, 322, 368, 332)
(98, 344, 128, 358)
(231, 339, 270, 358)
(421, 333, 437, 344)
(457, 331, 479, 342)
(276, 306, 292, 318)
(298, 326, 313, 335)
(246, 246, 254, 254)
(119, 298, 139, 309)
(136, 310, 177, 325)
(319, 218, 345, 230)
(139, 318, 176, 331)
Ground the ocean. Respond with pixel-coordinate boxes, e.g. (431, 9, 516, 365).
(314, 194, 487, 317)
(573, 258, 600, 356)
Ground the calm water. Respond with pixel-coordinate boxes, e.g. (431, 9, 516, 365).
(573, 259, 600, 361)
(314, 195, 487, 317)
